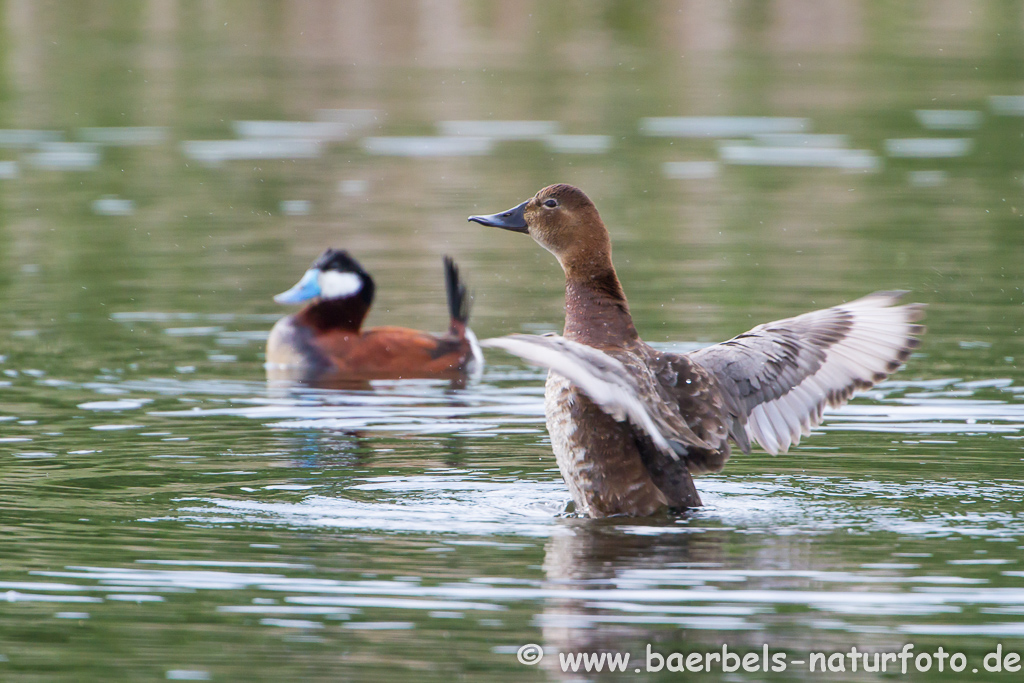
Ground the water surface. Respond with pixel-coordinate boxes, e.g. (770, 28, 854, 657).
(2, 2, 1024, 681)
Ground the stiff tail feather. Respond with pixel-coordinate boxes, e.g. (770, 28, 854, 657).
(443, 255, 471, 330)
(443, 256, 483, 375)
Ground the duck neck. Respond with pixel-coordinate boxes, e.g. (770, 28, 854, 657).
(562, 261, 638, 346)
(296, 296, 369, 334)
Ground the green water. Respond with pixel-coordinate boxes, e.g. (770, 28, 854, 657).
(1, 2, 1024, 681)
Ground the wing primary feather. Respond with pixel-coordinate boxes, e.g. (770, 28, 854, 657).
(690, 293, 924, 454)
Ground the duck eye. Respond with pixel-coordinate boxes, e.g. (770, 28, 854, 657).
(543, 198, 559, 208)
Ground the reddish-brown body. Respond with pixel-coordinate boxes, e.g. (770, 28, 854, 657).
(307, 325, 472, 380)
(266, 253, 478, 383)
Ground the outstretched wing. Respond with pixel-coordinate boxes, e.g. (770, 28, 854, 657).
(480, 334, 714, 461)
(687, 291, 925, 455)
(645, 351, 739, 474)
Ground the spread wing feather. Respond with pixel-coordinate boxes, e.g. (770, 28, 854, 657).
(688, 290, 925, 455)
(482, 291, 923, 474)
(480, 335, 713, 461)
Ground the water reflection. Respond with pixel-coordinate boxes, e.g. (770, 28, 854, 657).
(91, 196, 136, 216)
(437, 120, 559, 139)
(362, 136, 493, 157)
(639, 116, 809, 137)
(232, 120, 352, 142)
(718, 144, 879, 171)
(25, 141, 100, 170)
(7, 507, 1024, 680)
(543, 135, 613, 154)
(884, 138, 974, 158)
(179, 475, 567, 536)
(914, 110, 983, 131)
(988, 96, 1024, 115)
(181, 138, 322, 166)
(78, 126, 168, 146)
(3, 1, 1024, 679)
(137, 363, 1024, 443)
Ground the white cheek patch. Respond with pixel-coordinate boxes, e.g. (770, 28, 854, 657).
(318, 271, 363, 299)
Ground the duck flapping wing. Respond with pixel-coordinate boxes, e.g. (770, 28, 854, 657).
(686, 290, 925, 455)
(480, 334, 716, 462)
(483, 290, 924, 469)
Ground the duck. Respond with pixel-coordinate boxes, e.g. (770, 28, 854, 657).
(469, 184, 924, 518)
(266, 249, 482, 382)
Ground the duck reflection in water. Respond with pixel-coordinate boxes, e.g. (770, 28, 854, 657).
(266, 249, 482, 387)
(539, 522, 721, 677)
(538, 522, 830, 679)
(272, 424, 474, 471)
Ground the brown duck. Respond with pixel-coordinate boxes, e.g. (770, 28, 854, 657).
(469, 184, 924, 518)
(267, 250, 482, 383)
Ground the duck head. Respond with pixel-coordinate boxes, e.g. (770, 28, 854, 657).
(468, 184, 611, 277)
(470, 184, 636, 343)
(274, 248, 375, 307)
